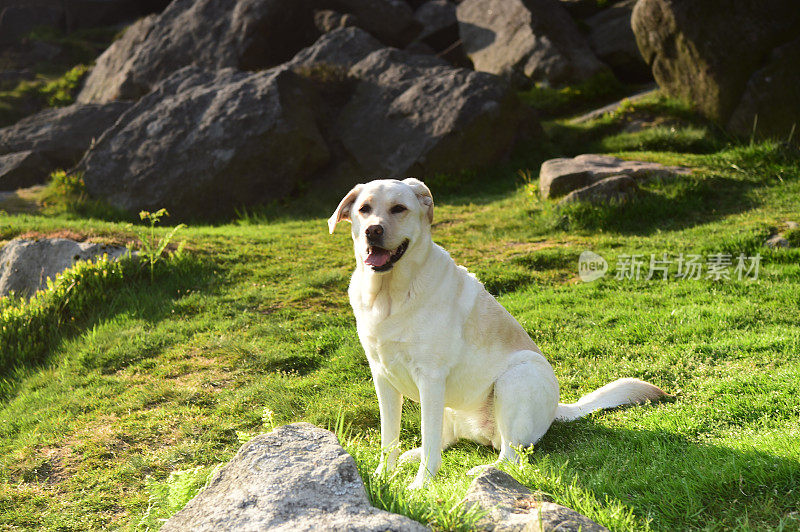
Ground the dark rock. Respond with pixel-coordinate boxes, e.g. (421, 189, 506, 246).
(77, 0, 321, 103)
(415, 0, 457, 48)
(0, 4, 63, 45)
(457, 0, 610, 87)
(332, 0, 422, 47)
(727, 37, 800, 142)
(162, 423, 427, 531)
(559, 174, 639, 204)
(63, 0, 171, 31)
(79, 28, 535, 220)
(632, 0, 800, 141)
(287, 26, 383, 71)
(79, 67, 331, 220)
(336, 46, 536, 178)
(559, 0, 602, 19)
(0, 151, 52, 191)
(411, 0, 469, 67)
(405, 41, 437, 56)
(0, 238, 130, 299)
(539, 154, 690, 198)
(0, 102, 132, 178)
(76, 15, 158, 104)
(461, 467, 608, 531)
(585, 0, 651, 83)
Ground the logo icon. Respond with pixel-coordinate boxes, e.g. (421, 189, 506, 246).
(578, 251, 608, 282)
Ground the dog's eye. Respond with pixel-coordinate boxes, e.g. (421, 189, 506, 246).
(358, 204, 371, 214)
(390, 205, 407, 214)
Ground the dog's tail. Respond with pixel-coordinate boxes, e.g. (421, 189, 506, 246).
(554, 378, 669, 421)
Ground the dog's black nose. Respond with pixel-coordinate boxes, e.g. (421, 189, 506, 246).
(365, 224, 384, 241)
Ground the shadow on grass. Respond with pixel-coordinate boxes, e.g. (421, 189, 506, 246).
(550, 174, 759, 235)
(533, 419, 800, 530)
(0, 255, 217, 401)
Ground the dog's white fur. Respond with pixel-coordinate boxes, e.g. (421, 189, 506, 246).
(329, 178, 667, 489)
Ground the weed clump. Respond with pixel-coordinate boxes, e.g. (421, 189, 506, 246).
(0, 246, 194, 386)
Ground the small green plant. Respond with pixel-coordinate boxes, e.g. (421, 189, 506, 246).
(139, 465, 220, 531)
(135, 209, 186, 281)
(40, 65, 89, 107)
(0, 255, 132, 377)
(47, 169, 87, 200)
(518, 71, 624, 117)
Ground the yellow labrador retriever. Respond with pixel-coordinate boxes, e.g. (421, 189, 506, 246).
(329, 178, 667, 489)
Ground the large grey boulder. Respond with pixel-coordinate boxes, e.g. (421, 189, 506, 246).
(334, 46, 534, 178)
(456, 0, 610, 87)
(287, 26, 384, 71)
(0, 238, 130, 299)
(539, 154, 690, 198)
(77, 0, 422, 104)
(333, 0, 421, 47)
(461, 467, 608, 531)
(632, 0, 800, 142)
(75, 15, 158, 104)
(0, 151, 52, 190)
(79, 66, 330, 220)
(77, 0, 321, 103)
(0, 102, 132, 189)
(80, 28, 535, 219)
(585, 0, 650, 83)
(162, 423, 427, 531)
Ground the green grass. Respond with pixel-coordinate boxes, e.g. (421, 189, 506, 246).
(1, 90, 799, 530)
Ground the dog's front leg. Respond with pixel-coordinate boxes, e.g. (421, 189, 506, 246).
(373, 372, 403, 477)
(409, 373, 445, 490)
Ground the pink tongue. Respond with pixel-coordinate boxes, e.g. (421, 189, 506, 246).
(365, 248, 391, 267)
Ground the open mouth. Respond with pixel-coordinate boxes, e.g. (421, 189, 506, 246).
(364, 239, 409, 272)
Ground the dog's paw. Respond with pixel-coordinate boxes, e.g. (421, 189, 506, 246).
(374, 462, 392, 478)
(398, 447, 422, 464)
(407, 476, 427, 491)
(466, 464, 492, 476)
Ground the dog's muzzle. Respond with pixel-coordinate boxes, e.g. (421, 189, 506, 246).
(365, 239, 409, 272)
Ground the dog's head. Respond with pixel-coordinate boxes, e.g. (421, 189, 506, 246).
(328, 178, 434, 273)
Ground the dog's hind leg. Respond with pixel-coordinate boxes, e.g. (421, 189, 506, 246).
(468, 352, 559, 475)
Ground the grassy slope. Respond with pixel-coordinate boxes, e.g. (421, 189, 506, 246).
(1, 94, 799, 530)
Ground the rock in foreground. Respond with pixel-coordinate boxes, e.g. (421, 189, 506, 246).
(0, 238, 130, 299)
(162, 423, 427, 532)
(461, 466, 608, 531)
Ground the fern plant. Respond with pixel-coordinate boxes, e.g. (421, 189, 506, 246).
(136, 209, 186, 281)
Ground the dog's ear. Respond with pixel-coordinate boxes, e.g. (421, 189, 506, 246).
(402, 178, 433, 224)
(328, 184, 364, 234)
